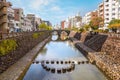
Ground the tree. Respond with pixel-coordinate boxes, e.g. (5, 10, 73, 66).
(39, 23, 52, 30)
(89, 17, 103, 30)
(108, 19, 120, 33)
(83, 24, 90, 31)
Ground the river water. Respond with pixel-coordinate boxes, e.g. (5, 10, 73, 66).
(23, 35, 108, 80)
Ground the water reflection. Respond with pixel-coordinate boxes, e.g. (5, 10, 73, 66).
(23, 41, 108, 80)
(51, 34, 58, 41)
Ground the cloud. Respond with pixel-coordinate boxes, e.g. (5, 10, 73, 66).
(51, 6, 61, 11)
(29, 0, 55, 10)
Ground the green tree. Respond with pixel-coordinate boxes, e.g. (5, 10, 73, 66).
(83, 25, 90, 31)
(89, 17, 103, 30)
(108, 19, 120, 33)
(39, 23, 52, 30)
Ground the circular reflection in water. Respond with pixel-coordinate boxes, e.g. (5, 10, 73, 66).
(60, 31, 68, 40)
(51, 34, 58, 41)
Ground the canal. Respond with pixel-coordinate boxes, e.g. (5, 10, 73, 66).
(23, 34, 108, 80)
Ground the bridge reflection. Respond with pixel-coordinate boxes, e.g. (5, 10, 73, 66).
(51, 31, 68, 41)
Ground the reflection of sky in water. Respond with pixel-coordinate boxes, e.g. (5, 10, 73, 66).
(51, 35, 58, 41)
(23, 41, 108, 80)
(35, 41, 85, 60)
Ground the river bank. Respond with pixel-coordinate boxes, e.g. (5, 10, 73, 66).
(0, 36, 51, 80)
(69, 31, 120, 80)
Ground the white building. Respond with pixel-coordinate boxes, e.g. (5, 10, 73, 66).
(104, 0, 120, 28)
(22, 17, 33, 31)
(63, 13, 82, 29)
(82, 12, 92, 25)
(7, 7, 15, 32)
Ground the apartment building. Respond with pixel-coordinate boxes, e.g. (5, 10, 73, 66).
(82, 10, 98, 25)
(8, 6, 15, 32)
(27, 14, 36, 31)
(14, 8, 24, 31)
(43, 21, 52, 26)
(35, 17, 42, 30)
(98, 2, 104, 28)
(0, 0, 12, 33)
(104, 0, 120, 28)
(22, 17, 33, 31)
(63, 13, 82, 29)
(61, 20, 65, 29)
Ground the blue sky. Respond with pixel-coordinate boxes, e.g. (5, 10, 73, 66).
(7, 0, 102, 26)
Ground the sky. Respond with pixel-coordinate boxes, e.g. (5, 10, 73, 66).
(7, 0, 102, 26)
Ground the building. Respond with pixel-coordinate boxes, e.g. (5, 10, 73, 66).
(27, 14, 36, 31)
(104, 0, 120, 28)
(7, 6, 15, 32)
(43, 21, 52, 26)
(0, 0, 12, 33)
(91, 10, 98, 20)
(98, 2, 104, 28)
(61, 20, 65, 29)
(63, 13, 82, 29)
(82, 12, 92, 25)
(35, 17, 42, 30)
(82, 10, 98, 25)
(14, 8, 24, 31)
(22, 17, 33, 31)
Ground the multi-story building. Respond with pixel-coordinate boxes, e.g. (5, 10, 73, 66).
(43, 21, 52, 26)
(104, 0, 120, 28)
(7, 6, 15, 32)
(82, 12, 92, 25)
(82, 10, 98, 25)
(0, 0, 12, 33)
(61, 20, 65, 29)
(27, 14, 36, 31)
(98, 2, 104, 28)
(22, 17, 33, 31)
(35, 17, 42, 30)
(91, 10, 98, 20)
(14, 8, 24, 31)
(63, 13, 82, 29)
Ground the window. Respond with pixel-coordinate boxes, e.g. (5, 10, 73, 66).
(16, 23, 18, 26)
(105, 0, 109, 2)
(112, 8, 115, 11)
(112, 13, 115, 15)
(106, 9, 109, 11)
(106, 18, 109, 20)
(17, 12, 19, 14)
(106, 13, 109, 16)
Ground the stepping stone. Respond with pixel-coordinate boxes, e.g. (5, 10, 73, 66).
(56, 61, 59, 64)
(51, 61, 54, 64)
(46, 61, 49, 64)
(62, 68, 66, 73)
(61, 61, 63, 64)
(57, 69, 61, 74)
(51, 68, 55, 73)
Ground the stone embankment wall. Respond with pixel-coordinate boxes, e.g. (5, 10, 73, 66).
(69, 31, 120, 80)
(0, 31, 51, 74)
(89, 33, 120, 80)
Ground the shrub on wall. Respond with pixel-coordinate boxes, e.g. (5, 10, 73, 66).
(32, 33, 40, 39)
(0, 39, 18, 56)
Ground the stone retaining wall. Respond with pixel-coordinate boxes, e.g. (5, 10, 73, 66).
(0, 31, 51, 74)
(70, 31, 120, 80)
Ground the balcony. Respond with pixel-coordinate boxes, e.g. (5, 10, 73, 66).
(0, 18, 7, 25)
(0, 2, 9, 9)
(0, 10, 7, 17)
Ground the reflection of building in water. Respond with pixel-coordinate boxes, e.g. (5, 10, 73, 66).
(60, 31, 68, 40)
